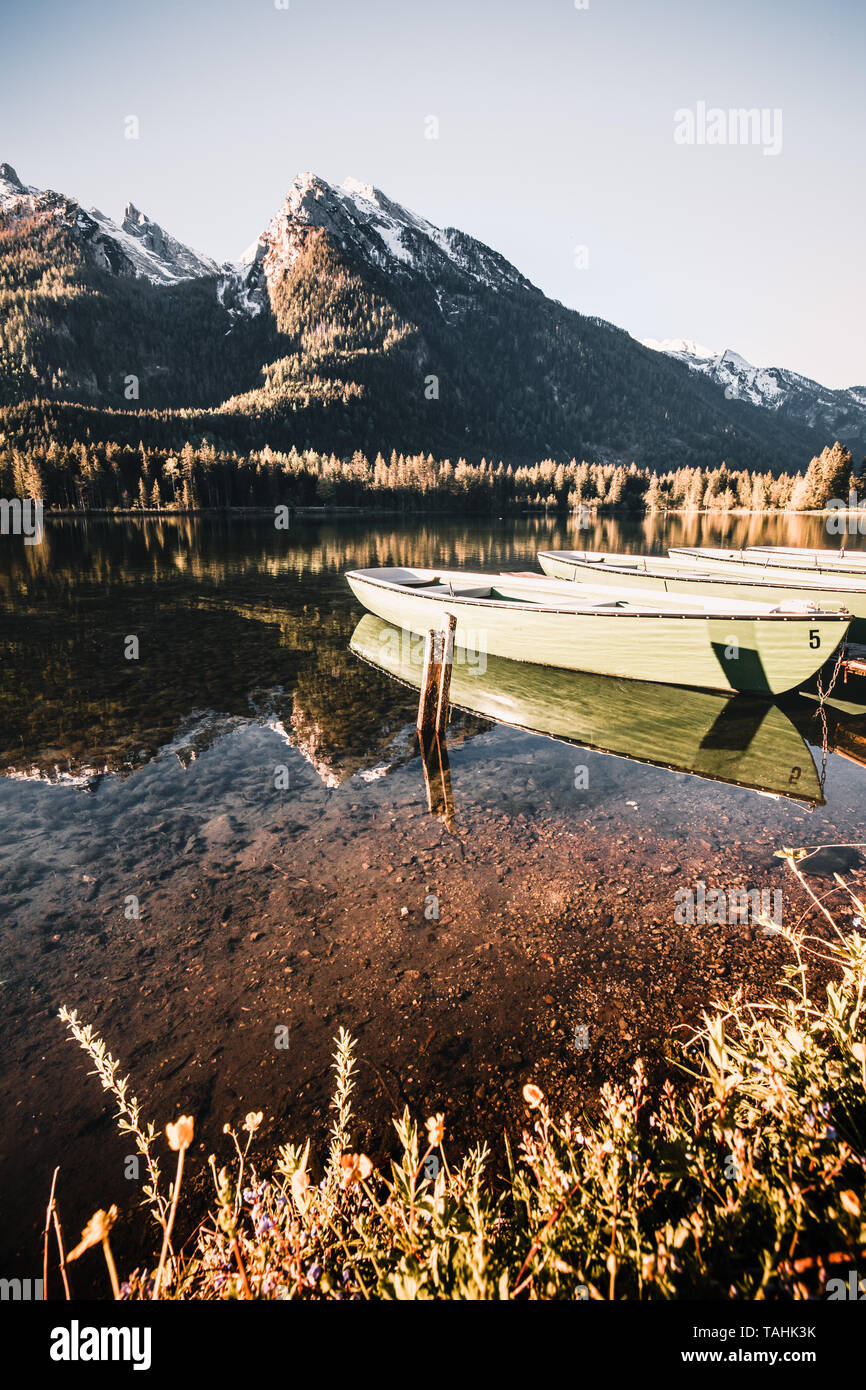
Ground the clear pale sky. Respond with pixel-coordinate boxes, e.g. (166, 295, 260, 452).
(1, 0, 863, 387)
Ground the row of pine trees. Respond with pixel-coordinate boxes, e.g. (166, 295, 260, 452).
(0, 433, 858, 515)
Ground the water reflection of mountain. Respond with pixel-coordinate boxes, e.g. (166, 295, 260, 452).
(350, 615, 829, 805)
(287, 635, 489, 785)
(0, 580, 489, 787)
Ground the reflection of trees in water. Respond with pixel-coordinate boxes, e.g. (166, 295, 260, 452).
(0, 509, 839, 598)
(0, 513, 845, 780)
(0, 599, 299, 779)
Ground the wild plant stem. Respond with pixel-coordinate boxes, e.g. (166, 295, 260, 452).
(43, 1167, 59, 1298)
(231, 1237, 252, 1298)
(511, 1179, 580, 1297)
(102, 1236, 121, 1300)
(153, 1147, 185, 1299)
(52, 1206, 71, 1300)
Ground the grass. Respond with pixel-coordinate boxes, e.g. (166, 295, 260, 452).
(51, 850, 866, 1300)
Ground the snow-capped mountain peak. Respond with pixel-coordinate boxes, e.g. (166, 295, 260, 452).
(79, 203, 220, 284)
(114, 201, 221, 281)
(0, 162, 40, 214)
(0, 161, 220, 285)
(642, 336, 718, 361)
(239, 170, 535, 301)
(641, 334, 866, 444)
(642, 336, 792, 405)
(341, 176, 378, 202)
(2, 160, 533, 318)
(718, 347, 753, 373)
(0, 162, 25, 193)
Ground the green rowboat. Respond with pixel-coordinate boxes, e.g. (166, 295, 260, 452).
(345, 566, 851, 696)
(350, 614, 825, 804)
(669, 545, 866, 580)
(537, 548, 866, 643)
(748, 546, 866, 569)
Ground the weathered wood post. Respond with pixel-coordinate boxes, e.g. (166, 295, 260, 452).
(419, 730, 456, 833)
(434, 611, 456, 733)
(417, 629, 439, 736)
(417, 612, 456, 739)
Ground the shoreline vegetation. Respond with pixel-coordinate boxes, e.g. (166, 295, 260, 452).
(3, 433, 860, 519)
(34, 501, 866, 522)
(50, 851, 866, 1301)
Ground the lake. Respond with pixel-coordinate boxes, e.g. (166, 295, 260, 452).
(2, 508, 865, 1280)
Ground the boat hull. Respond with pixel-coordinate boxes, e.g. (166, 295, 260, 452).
(345, 568, 850, 696)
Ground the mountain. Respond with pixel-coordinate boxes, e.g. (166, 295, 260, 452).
(642, 337, 866, 460)
(237, 172, 534, 310)
(0, 161, 277, 410)
(0, 162, 852, 475)
(0, 162, 221, 284)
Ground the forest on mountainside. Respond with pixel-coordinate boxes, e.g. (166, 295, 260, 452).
(0, 203, 837, 478)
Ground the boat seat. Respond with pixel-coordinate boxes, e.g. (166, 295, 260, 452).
(423, 583, 493, 599)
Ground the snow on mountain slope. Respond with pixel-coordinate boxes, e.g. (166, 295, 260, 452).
(642, 335, 866, 443)
(2, 161, 530, 305)
(4, 157, 862, 447)
(642, 337, 786, 406)
(0, 159, 540, 367)
(0, 162, 220, 285)
(237, 171, 535, 307)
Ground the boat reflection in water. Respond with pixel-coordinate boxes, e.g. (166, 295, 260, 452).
(350, 614, 827, 821)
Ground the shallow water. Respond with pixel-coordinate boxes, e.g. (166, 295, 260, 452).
(1, 510, 865, 1282)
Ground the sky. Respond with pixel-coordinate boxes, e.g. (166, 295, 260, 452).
(1, 0, 864, 388)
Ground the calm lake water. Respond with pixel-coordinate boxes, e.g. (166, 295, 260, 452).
(2, 509, 866, 1283)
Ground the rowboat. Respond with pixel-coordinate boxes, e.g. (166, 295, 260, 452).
(749, 546, 866, 568)
(536, 548, 866, 643)
(344, 566, 851, 695)
(350, 614, 825, 803)
(669, 545, 866, 580)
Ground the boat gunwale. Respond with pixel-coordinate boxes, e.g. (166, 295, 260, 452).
(346, 568, 852, 623)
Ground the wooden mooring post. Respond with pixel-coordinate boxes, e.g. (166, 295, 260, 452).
(419, 729, 457, 833)
(417, 613, 456, 739)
